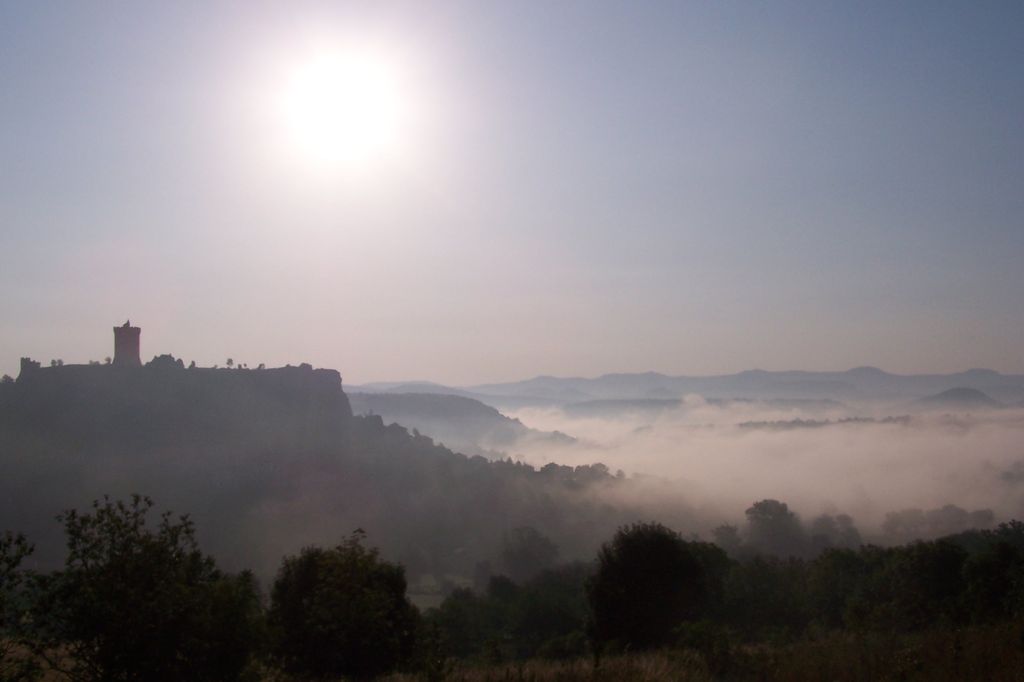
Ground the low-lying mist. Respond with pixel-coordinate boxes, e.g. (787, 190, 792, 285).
(4, 364, 1022, 591)
(504, 399, 1024, 540)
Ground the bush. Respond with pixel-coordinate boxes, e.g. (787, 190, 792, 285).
(268, 530, 418, 680)
(30, 495, 263, 682)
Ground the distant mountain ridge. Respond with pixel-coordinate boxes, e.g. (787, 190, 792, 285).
(353, 368, 1024, 408)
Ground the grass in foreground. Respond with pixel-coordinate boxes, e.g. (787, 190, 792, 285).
(384, 624, 1024, 682)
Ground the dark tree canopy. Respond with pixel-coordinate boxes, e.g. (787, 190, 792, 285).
(587, 522, 724, 652)
(809, 513, 862, 553)
(268, 531, 418, 680)
(745, 499, 807, 557)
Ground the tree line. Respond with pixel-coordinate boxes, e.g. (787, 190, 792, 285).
(0, 496, 423, 681)
(3, 495, 1024, 681)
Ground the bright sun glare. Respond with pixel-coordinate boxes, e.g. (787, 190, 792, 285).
(279, 48, 406, 170)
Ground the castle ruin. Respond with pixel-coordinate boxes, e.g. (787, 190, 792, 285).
(113, 320, 141, 367)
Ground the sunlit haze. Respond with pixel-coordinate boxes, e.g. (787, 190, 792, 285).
(276, 45, 410, 171)
(5, 5, 1024, 674)
(2, 2, 1023, 384)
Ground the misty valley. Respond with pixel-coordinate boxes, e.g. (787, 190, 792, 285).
(3, 334, 1024, 681)
(7, 2, 1024, 679)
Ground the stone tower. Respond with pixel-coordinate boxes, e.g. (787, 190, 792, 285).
(113, 320, 141, 367)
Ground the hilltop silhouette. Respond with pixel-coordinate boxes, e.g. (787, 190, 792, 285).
(916, 387, 1002, 410)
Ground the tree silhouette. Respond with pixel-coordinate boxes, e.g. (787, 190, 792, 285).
(587, 522, 711, 652)
(809, 513, 862, 553)
(712, 524, 742, 555)
(29, 496, 262, 682)
(269, 531, 418, 680)
(745, 499, 807, 557)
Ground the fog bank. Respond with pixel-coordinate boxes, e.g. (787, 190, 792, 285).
(505, 399, 1024, 535)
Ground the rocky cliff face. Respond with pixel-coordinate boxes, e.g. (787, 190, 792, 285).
(3, 360, 353, 455)
(0, 360, 354, 571)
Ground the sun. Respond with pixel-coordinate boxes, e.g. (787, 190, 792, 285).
(279, 48, 406, 170)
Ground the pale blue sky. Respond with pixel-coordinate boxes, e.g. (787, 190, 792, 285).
(2, 2, 1022, 384)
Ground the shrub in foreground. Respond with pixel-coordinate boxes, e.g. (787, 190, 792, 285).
(30, 495, 263, 682)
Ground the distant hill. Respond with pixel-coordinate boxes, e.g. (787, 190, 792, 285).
(347, 382, 564, 411)
(558, 396, 846, 420)
(916, 387, 1002, 410)
(351, 381, 480, 399)
(348, 392, 574, 457)
(462, 368, 1024, 405)
(347, 368, 1024, 409)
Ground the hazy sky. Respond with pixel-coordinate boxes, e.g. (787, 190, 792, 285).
(2, 2, 1023, 385)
